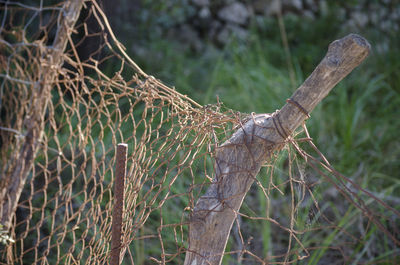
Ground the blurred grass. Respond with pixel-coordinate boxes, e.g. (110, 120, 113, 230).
(132, 13, 400, 183)
(127, 12, 400, 264)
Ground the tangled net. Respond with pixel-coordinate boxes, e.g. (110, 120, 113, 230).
(0, 1, 399, 264)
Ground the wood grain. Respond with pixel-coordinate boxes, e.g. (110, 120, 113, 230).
(184, 34, 371, 265)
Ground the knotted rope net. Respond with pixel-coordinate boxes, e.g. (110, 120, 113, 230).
(0, 1, 399, 264)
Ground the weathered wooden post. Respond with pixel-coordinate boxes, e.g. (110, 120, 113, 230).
(0, 0, 83, 230)
(184, 34, 371, 265)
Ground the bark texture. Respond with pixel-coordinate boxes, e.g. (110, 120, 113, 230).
(0, 0, 84, 229)
(184, 34, 371, 265)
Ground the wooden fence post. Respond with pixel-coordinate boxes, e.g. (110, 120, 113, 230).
(111, 143, 128, 265)
(0, 0, 83, 230)
(184, 34, 371, 265)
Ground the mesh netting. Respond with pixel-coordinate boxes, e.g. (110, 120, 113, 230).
(0, 1, 399, 264)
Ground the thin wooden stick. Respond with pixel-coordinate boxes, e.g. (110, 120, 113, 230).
(111, 143, 128, 265)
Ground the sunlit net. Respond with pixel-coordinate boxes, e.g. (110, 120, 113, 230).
(0, 1, 398, 264)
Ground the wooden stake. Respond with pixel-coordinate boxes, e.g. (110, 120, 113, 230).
(111, 143, 128, 265)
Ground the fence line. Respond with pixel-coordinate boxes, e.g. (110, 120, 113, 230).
(0, 1, 399, 264)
